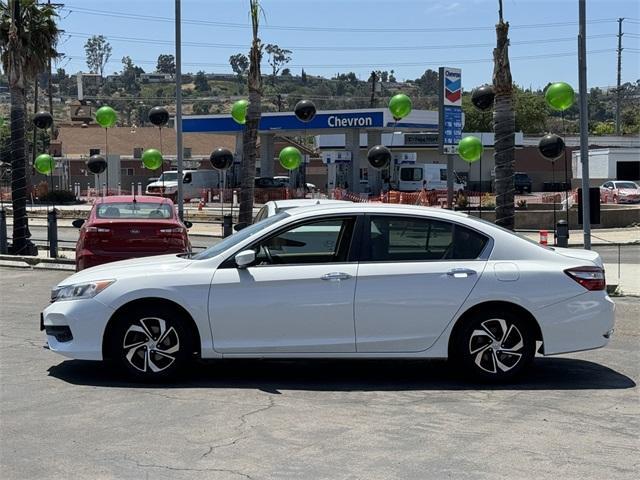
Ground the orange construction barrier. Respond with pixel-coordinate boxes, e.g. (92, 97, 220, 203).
(539, 230, 548, 245)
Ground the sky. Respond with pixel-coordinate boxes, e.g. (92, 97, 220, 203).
(56, 0, 640, 91)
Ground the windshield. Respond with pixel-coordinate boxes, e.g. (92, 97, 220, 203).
(616, 182, 638, 189)
(158, 172, 179, 182)
(192, 212, 289, 260)
(96, 202, 173, 219)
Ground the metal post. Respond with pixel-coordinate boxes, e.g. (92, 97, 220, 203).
(578, 0, 592, 249)
(47, 209, 58, 258)
(0, 209, 7, 254)
(175, 0, 184, 221)
(446, 155, 454, 209)
(223, 215, 232, 238)
(615, 18, 624, 136)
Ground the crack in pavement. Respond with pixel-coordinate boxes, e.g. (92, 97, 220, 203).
(124, 455, 255, 479)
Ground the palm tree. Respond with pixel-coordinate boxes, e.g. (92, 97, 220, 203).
(238, 0, 263, 225)
(1, 0, 60, 254)
(492, 0, 515, 230)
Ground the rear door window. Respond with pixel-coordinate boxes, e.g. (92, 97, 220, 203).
(367, 216, 489, 261)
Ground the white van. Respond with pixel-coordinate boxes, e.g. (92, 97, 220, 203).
(146, 170, 218, 201)
(396, 164, 465, 192)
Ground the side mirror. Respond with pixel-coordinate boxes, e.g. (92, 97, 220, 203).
(235, 249, 256, 269)
(72, 219, 85, 228)
(234, 222, 248, 232)
(184, 220, 193, 229)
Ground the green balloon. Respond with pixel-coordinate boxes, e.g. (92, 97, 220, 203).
(231, 99, 249, 125)
(279, 146, 302, 170)
(545, 82, 575, 111)
(142, 149, 163, 170)
(95, 106, 117, 128)
(35, 153, 55, 175)
(458, 136, 483, 163)
(389, 94, 412, 120)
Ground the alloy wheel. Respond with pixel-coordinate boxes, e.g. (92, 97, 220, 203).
(122, 317, 180, 373)
(468, 318, 524, 374)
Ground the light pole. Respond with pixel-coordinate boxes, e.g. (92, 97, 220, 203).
(175, 0, 184, 220)
(578, 0, 591, 249)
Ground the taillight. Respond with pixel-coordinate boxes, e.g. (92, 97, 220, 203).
(86, 227, 110, 233)
(159, 227, 184, 234)
(564, 266, 606, 291)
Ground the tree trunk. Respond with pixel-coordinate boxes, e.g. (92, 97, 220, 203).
(10, 84, 28, 254)
(239, 39, 262, 225)
(492, 18, 515, 230)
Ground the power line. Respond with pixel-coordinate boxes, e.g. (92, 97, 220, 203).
(61, 49, 616, 70)
(62, 31, 618, 52)
(60, 6, 619, 33)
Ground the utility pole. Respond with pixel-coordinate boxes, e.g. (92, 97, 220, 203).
(175, 0, 184, 220)
(615, 17, 624, 135)
(369, 71, 377, 108)
(578, 0, 591, 249)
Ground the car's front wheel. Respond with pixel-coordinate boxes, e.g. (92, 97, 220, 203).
(453, 309, 536, 382)
(108, 307, 193, 380)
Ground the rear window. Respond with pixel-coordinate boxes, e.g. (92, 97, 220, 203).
(96, 202, 173, 219)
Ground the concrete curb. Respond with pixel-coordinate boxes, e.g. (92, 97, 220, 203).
(0, 254, 76, 271)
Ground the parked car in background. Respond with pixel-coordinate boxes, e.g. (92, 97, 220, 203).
(273, 175, 317, 192)
(146, 170, 217, 201)
(253, 199, 351, 223)
(72, 196, 191, 271)
(45, 203, 614, 382)
(396, 164, 466, 192)
(514, 172, 533, 193)
(600, 181, 640, 204)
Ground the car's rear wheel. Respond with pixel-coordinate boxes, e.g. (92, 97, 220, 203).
(453, 308, 536, 382)
(108, 306, 192, 381)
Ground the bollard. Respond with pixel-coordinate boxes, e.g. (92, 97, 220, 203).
(131, 183, 135, 195)
(47, 209, 58, 258)
(556, 220, 569, 248)
(223, 214, 233, 238)
(539, 230, 548, 245)
(138, 182, 142, 196)
(117, 183, 122, 196)
(0, 209, 7, 254)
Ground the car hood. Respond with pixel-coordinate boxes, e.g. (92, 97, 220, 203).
(59, 254, 191, 286)
(551, 247, 603, 267)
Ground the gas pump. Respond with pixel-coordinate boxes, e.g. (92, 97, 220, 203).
(322, 151, 352, 195)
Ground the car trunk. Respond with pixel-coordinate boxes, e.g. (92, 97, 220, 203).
(551, 247, 603, 267)
(85, 220, 184, 253)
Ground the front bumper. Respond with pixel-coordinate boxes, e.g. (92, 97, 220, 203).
(535, 292, 616, 355)
(42, 297, 115, 360)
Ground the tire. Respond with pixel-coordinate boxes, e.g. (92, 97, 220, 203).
(107, 305, 193, 381)
(452, 308, 536, 382)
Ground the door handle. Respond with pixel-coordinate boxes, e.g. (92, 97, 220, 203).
(447, 268, 477, 278)
(321, 272, 352, 281)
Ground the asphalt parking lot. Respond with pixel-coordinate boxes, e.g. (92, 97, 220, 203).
(1, 267, 638, 480)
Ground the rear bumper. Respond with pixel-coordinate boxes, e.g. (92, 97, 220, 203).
(535, 292, 616, 355)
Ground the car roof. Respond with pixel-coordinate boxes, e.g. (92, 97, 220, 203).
(271, 199, 351, 209)
(94, 195, 174, 205)
(284, 202, 472, 219)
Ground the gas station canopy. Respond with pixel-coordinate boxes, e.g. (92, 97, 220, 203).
(182, 108, 440, 135)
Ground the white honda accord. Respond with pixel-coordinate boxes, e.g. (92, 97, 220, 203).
(42, 204, 615, 381)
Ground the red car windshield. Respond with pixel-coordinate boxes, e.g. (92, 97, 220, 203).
(96, 202, 173, 219)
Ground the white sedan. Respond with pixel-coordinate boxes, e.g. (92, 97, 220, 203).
(42, 204, 615, 382)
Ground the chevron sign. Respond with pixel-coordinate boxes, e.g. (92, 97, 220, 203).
(443, 68, 462, 106)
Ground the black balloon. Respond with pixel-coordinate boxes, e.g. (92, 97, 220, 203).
(538, 133, 565, 161)
(33, 111, 53, 129)
(209, 148, 234, 170)
(87, 154, 107, 174)
(294, 100, 317, 123)
(367, 145, 391, 169)
(148, 106, 170, 127)
(471, 85, 495, 112)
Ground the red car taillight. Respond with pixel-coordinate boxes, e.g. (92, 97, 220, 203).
(86, 227, 110, 233)
(564, 266, 606, 291)
(159, 227, 184, 234)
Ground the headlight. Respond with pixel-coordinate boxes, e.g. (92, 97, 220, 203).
(51, 280, 115, 302)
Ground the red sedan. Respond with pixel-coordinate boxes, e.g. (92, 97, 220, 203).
(73, 196, 192, 271)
